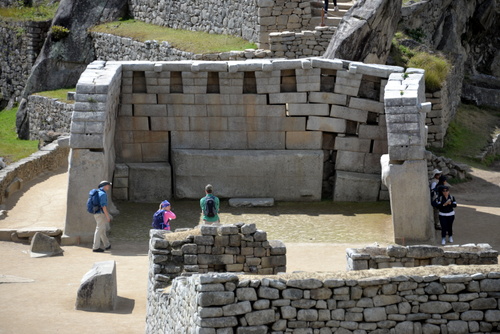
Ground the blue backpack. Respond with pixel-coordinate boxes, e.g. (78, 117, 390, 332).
(152, 210, 165, 229)
(86, 189, 101, 214)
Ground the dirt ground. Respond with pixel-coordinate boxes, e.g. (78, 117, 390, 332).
(0, 163, 499, 334)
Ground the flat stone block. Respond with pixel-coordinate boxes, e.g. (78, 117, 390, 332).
(16, 228, 63, 239)
(334, 137, 371, 153)
(228, 198, 275, 207)
(306, 116, 346, 133)
(288, 103, 329, 116)
(309, 92, 347, 105)
(330, 106, 368, 123)
(248, 132, 285, 149)
(171, 131, 209, 149)
(333, 171, 381, 202)
(128, 163, 172, 202)
(172, 149, 323, 200)
(269, 93, 307, 104)
(286, 131, 322, 149)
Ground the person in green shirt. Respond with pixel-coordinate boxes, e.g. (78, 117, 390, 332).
(200, 184, 220, 224)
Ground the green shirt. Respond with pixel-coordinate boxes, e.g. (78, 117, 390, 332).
(200, 194, 220, 222)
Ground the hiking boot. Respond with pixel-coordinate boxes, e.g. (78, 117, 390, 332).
(434, 225, 441, 230)
(441, 238, 446, 245)
(449, 236, 453, 243)
(93, 248, 104, 252)
(105, 245, 111, 250)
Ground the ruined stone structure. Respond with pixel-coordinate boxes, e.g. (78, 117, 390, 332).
(146, 226, 500, 333)
(65, 58, 435, 243)
(147, 224, 286, 331)
(127, 0, 326, 49)
(26, 94, 73, 140)
(0, 19, 50, 106)
(346, 244, 498, 271)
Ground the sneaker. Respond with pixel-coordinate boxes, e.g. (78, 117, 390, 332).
(449, 236, 453, 243)
(93, 248, 104, 252)
(105, 245, 111, 250)
(334, 6, 339, 11)
(441, 238, 446, 245)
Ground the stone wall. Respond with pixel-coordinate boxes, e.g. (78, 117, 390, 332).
(91, 32, 274, 62)
(346, 244, 498, 271)
(27, 95, 73, 140)
(127, 0, 318, 48)
(66, 59, 442, 243)
(147, 223, 286, 332)
(0, 137, 69, 206)
(0, 19, 51, 105)
(268, 27, 337, 58)
(147, 266, 500, 333)
(91, 29, 338, 62)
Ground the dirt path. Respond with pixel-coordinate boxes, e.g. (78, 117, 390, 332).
(0, 163, 498, 333)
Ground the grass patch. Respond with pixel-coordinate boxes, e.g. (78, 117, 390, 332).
(408, 52, 450, 92)
(34, 87, 75, 104)
(428, 104, 500, 167)
(90, 19, 257, 54)
(0, 1, 58, 21)
(0, 107, 39, 164)
(390, 32, 451, 92)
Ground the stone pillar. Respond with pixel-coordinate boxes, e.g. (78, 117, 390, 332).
(63, 61, 122, 244)
(382, 69, 434, 245)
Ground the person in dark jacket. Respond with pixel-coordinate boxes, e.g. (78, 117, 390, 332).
(433, 185, 457, 245)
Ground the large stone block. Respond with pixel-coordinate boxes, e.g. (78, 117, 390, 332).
(128, 163, 172, 202)
(333, 171, 381, 202)
(172, 149, 323, 200)
(29, 232, 64, 258)
(381, 157, 433, 244)
(75, 260, 117, 311)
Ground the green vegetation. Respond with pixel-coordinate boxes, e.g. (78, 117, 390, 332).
(391, 32, 451, 92)
(428, 104, 500, 167)
(50, 25, 70, 40)
(408, 52, 450, 92)
(0, 107, 38, 164)
(33, 87, 75, 104)
(0, 1, 58, 21)
(90, 19, 257, 54)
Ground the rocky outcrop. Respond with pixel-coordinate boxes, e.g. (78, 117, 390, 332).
(400, 0, 500, 108)
(16, 0, 127, 139)
(323, 0, 401, 64)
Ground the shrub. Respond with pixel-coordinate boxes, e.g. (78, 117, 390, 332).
(408, 52, 451, 92)
(50, 25, 70, 41)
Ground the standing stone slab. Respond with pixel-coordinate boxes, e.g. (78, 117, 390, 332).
(172, 149, 323, 201)
(76, 260, 117, 311)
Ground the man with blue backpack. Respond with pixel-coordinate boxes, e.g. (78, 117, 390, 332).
(200, 184, 220, 224)
(87, 180, 112, 253)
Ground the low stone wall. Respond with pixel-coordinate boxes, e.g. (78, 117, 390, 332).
(427, 152, 470, 182)
(128, 0, 318, 48)
(346, 244, 498, 271)
(148, 266, 500, 333)
(0, 19, 51, 105)
(91, 32, 274, 62)
(27, 95, 73, 140)
(147, 224, 286, 332)
(269, 27, 337, 58)
(0, 137, 69, 206)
